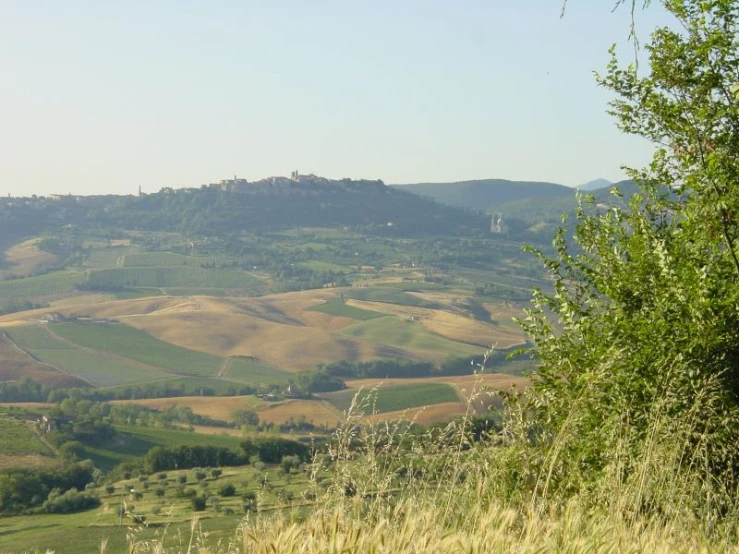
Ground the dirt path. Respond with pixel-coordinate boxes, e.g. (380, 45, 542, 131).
(217, 357, 233, 377)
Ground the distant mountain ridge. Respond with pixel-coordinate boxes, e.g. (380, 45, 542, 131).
(577, 178, 613, 191)
(391, 179, 574, 211)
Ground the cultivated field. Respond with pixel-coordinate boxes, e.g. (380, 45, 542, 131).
(340, 317, 482, 359)
(51, 322, 223, 376)
(0, 238, 59, 278)
(0, 333, 88, 387)
(0, 271, 86, 300)
(255, 399, 345, 427)
(345, 298, 526, 348)
(108, 396, 265, 422)
(120, 252, 218, 267)
(223, 357, 292, 385)
(0, 416, 51, 456)
(87, 267, 263, 291)
(322, 382, 460, 414)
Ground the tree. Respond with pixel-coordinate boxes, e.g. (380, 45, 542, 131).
(510, 0, 739, 513)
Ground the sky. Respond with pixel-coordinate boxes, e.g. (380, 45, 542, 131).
(0, 1, 673, 197)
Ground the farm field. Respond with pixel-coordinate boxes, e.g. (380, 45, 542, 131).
(120, 251, 219, 267)
(108, 395, 265, 422)
(255, 399, 344, 428)
(306, 298, 385, 320)
(0, 238, 60, 278)
(345, 298, 526, 348)
(28, 348, 172, 386)
(344, 286, 439, 308)
(340, 317, 482, 358)
(51, 322, 223, 376)
(0, 416, 51, 456)
(223, 357, 292, 385)
(87, 267, 264, 291)
(322, 382, 460, 414)
(0, 332, 88, 387)
(83, 424, 244, 471)
(0, 271, 86, 300)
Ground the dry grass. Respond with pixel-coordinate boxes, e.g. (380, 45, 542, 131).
(0, 454, 58, 470)
(345, 298, 526, 348)
(108, 396, 264, 422)
(255, 400, 344, 428)
(1, 238, 59, 278)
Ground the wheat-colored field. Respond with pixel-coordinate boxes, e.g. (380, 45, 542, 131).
(255, 399, 344, 427)
(1, 238, 59, 278)
(345, 299, 525, 348)
(0, 454, 58, 470)
(108, 395, 264, 421)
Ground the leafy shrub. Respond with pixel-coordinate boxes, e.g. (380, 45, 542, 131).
(219, 484, 236, 497)
(43, 488, 100, 514)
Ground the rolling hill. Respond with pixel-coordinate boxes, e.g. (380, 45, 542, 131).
(391, 178, 575, 211)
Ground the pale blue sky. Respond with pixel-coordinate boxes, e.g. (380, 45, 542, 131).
(1, 1, 671, 196)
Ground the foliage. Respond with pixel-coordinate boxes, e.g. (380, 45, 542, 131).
(240, 437, 311, 464)
(508, 0, 739, 512)
(42, 487, 100, 514)
(294, 370, 346, 393)
(0, 461, 96, 514)
(144, 445, 247, 473)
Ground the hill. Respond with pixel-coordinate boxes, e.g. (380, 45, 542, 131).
(96, 175, 489, 237)
(577, 178, 613, 191)
(391, 178, 574, 211)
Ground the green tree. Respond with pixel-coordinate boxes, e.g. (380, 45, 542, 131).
(510, 0, 739, 513)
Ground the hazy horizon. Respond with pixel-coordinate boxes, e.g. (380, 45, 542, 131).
(2, 1, 672, 197)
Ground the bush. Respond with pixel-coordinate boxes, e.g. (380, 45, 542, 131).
(193, 468, 207, 481)
(43, 488, 100, 514)
(241, 437, 310, 464)
(191, 495, 206, 511)
(105, 485, 115, 495)
(219, 484, 236, 497)
(177, 474, 187, 484)
(210, 468, 223, 479)
(155, 487, 166, 498)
